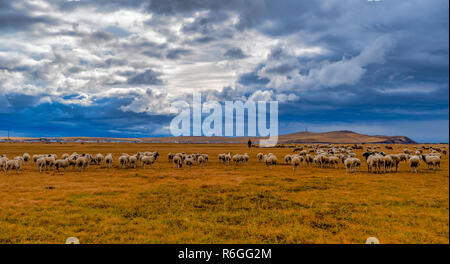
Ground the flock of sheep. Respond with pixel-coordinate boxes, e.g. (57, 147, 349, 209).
(281, 144, 446, 174)
(218, 153, 250, 165)
(0, 151, 159, 173)
(0, 144, 447, 174)
(168, 152, 209, 168)
(118, 152, 159, 169)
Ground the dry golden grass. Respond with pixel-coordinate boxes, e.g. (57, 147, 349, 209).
(0, 143, 448, 244)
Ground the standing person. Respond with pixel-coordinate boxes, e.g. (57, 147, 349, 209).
(248, 138, 252, 149)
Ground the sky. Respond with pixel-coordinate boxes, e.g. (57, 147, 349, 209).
(0, 0, 448, 143)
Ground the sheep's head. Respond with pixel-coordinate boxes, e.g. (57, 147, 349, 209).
(362, 152, 373, 160)
(421, 155, 427, 162)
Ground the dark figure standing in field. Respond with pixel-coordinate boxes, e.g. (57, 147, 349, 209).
(248, 139, 252, 149)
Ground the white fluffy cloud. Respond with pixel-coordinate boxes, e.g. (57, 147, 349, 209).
(258, 36, 396, 91)
(247, 90, 299, 102)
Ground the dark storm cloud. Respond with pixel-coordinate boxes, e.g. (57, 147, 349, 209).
(4, 93, 41, 109)
(263, 63, 297, 75)
(0, 0, 448, 142)
(117, 36, 167, 56)
(238, 66, 270, 86)
(224, 47, 247, 59)
(85, 31, 115, 43)
(49, 0, 146, 12)
(101, 58, 129, 68)
(0, 0, 58, 31)
(147, 0, 244, 14)
(181, 10, 229, 33)
(192, 36, 216, 43)
(0, 99, 173, 138)
(0, 13, 54, 30)
(127, 69, 163, 85)
(166, 48, 192, 60)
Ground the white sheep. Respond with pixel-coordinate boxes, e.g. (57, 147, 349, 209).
(184, 157, 194, 168)
(344, 157, 361, 173)
(242, 153, 249, 163)
(218, 153, 225, 163)
(76, 156, 89, 172)
(408, 155, 421, 173)
(219, 153, 231, 165)
(421, 155, 440, 170)
(32, 154, 41, 165)
(55, 159, 70, 172)
(68, 155, 78, 168)
(382, 155, 393, 173)
(0, 157, 9, 173)
(45, 156, 56, 171)
(23, 153, 31, 164)
(265, 154, 277, 168)
(367, 154, 382, 174)
(5, 159, 22, 174)
(292, 156, 301, 171)
(232, 154, 242, 165)
(224, 153, 231, 165)
(202, 154, 209, 163)
(141, 155, 155, 169)
(197, 155, 205, 166)
(257, 153, 264, 162)
(95, 153, 104, 165)
(387, 154, 401, 172)
(327, 156, 339, 168)
(168, 153, 175, 163)
(36, 157, 46, 172)
(105, 153, 113, 168)
(173, 155, 183, 168)
(119, 155, 129, 168)
(304, 154, 313, 166)
(284, 154, 292, 164)
(129, 155, 138, 168)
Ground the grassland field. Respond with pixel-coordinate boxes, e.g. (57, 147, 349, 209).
(0, 143, 448, 244)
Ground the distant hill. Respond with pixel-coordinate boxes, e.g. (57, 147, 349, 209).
(275, 131, 417, 144)
(0, 130, 417, 144)
(138, 131, 416, 144)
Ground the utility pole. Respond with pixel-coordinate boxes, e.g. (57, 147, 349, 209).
(7, 130, 10, 141)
